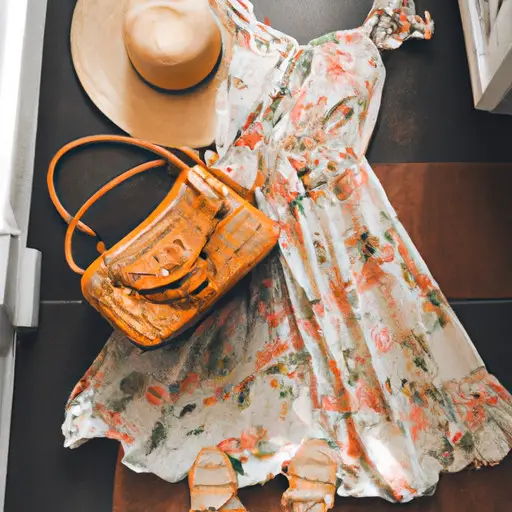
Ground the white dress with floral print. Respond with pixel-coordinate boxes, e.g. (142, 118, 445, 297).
(62, 1, 512, 503)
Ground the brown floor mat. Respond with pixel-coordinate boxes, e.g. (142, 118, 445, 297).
(375, 162, 512, 299)
(113, 448, 512, 511)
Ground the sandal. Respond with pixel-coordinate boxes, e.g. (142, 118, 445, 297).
(189, 447, 247, 512)
(282, 439, 338, 512)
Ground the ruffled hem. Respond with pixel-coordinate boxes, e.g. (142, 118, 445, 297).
(62, 366, 512, 502)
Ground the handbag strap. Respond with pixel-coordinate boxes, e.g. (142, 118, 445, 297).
(47, 134, 207, 275)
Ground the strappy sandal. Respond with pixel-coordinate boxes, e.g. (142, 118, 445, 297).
(282, 439, 338, 512)
(189, 447, 247, 512)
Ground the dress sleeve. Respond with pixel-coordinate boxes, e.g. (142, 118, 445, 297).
(209, 0, 297, 52)
(363, 0, 434, 50)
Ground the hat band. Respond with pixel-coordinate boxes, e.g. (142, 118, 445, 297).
(130, 47, 223, 96)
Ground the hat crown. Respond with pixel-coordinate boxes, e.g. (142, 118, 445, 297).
(123, 0, 222, 91)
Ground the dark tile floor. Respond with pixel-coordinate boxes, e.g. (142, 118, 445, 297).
(6, 304, 118, 512)
(5, 0, 512, 511)
(6, 301, 511, 512)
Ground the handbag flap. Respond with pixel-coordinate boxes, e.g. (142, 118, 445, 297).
(104, 168, 226, 292)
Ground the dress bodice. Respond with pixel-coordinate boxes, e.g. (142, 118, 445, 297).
(210, 0, 433, 197)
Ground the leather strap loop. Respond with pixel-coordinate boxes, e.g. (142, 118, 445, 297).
(48, 134, 207, 275)
(65, 159, 166, 275)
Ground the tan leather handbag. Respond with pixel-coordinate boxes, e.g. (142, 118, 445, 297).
(48, 135, 279, 349)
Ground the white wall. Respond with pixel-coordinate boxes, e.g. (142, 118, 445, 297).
(0, 0, 47, 509)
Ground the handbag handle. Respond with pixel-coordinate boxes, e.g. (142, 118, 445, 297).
(47, 135, 207, 275)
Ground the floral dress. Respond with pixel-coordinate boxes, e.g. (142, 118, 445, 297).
(63, 0, 512, 503)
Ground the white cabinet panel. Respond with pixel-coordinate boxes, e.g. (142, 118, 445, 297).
(459, 0, 512, 114)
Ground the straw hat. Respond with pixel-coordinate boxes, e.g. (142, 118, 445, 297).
(71, 0, 229, 148)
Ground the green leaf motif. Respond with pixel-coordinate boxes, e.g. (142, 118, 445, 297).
(437, 314, 448, 329)
(413, 357, 429, 373)
(279, 385, 295, 399)
(257, 440, 279, 456)
(347, 290, 359, 308)
(310, 32, 339, 46)
(442, 436, 454, 453)
(323, 96, 357, 127)
(288, 350, 311, 367)
(147, 421, 167, 455)
(297, 50, 314, 78)
(259, 286, 271, 303)
(254, 37, 271, 52)
(289, 194, 308, 216)
(427, 290, 442, 307)
(384, 231, 394, 244)
(120, 371, 147, 396)
(425, 387, 445, 406)
(413, 332, 430, 355)
(265, 364, 282, 375)
(179, 403, 197, 418)
(458, 432, 475, 453)
(439, 436, 455, 466)
(186, 426, 205, 437)
(326, 439, 339, 450)
(109, 396, 132, 414)
(237, 380, 253, 410)
(380, 211, 392, 223)
(297, 167, 312, 178)
(257, 153, 265, 173)
(227, 454, 245, 475)
(412, 391, 426, 406)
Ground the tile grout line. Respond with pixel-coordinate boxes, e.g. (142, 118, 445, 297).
(38, 299, 512, 306)
(40, 300, 84, 305)
(449, 298, 512, 305)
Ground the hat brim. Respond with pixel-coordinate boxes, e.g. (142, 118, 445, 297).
(71, 0, 230, 148)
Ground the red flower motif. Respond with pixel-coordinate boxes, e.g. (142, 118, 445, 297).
(325, 53, 345, 79)
(408, 404, 429, 441)
(288, 156, 307, 173)
(379, 244, 395, 263)
(145, 385, 168, 406)
(371, 326, 393, 353)
(465, 405, 486, 431)
(355, 382, 383, 413)
(256, 339, 288, 371)
(240, 427, 267, 452)
(321, 395, 341, 411)
(488, 396, 498, 406)
(234, 122, 264, 150)
(217, 437, 241, 454)
(266, 312, 282, 328)
(416, 274, 434, 292)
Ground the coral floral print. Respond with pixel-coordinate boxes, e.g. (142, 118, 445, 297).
(62, 0, 512, 503)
